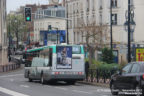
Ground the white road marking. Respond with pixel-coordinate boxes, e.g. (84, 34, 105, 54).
(54, 87, 67, 91)
(72, 90, 92, 94)
(0, 74, 23, 78)
(20, 85, 30, 88)
(0, 87, 29, 96)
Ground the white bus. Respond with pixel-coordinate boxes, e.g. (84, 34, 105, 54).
(24, 44, 85, 84)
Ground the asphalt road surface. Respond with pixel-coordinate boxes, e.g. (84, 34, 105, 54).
(0, 68, 113, 96)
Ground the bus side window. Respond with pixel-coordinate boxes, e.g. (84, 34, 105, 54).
(48, 48, 53, 67)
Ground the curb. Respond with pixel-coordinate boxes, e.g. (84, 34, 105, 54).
(78, 81, 110, 88)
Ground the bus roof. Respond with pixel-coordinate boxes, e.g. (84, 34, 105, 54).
(26, 46, 49, 53)
(26, 44, 84, 53)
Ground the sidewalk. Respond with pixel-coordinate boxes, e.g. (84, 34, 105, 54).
(78, 81, 110, 88)
(0, 62, 21, 73)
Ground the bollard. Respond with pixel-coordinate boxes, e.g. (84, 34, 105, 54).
(3, 65, 4, 72)
(96, 69, 99, 83)
(12, 64, 13, 70)
(91, 69, 93, 82)
(8, 65, 10, 71)
(6, 65, 8, 72)
(103, 71, 106, 83)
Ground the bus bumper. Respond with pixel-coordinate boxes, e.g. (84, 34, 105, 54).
(44, 74, 86, 81)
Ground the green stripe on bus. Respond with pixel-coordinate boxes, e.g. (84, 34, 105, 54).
(27, 47, 44, 52)
(50, 46, 56, 53)
(81, 46, 84, 54)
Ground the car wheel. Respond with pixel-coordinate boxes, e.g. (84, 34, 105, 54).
(135, 85, 142, 96)
(41, 74, 45, 85)
(111, 83, 118, 95)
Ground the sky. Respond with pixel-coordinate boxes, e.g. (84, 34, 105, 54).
(7, 0, 51, 13)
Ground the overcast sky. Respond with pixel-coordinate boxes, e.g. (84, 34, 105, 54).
(7, 0, 51, 13)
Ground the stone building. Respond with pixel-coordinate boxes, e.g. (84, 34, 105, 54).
(64, 0, 144, 63)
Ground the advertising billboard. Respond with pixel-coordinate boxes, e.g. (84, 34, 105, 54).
(136, 48, 144, 61)
(56, 46, 72, 69)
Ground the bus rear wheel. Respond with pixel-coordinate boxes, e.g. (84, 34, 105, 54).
(41, 74, 46, 84)
(28, 73, 32, 82)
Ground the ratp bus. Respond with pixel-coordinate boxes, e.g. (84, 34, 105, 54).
(24, 44, 85, 84)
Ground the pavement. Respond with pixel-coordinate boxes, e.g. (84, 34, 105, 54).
(0, 68, 115, 96)
(78, 81, 110, 88)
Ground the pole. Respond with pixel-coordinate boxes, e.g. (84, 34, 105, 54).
(128, 0, 131, 62)
(57, 28, 58, 44)
(66, 3, 69, 44)
(29, 23, 31, 45)
(110, 0, 113, 50)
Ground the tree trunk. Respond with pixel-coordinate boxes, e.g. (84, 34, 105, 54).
(16, 31, 19, 49)
(88, 49, 93, 65)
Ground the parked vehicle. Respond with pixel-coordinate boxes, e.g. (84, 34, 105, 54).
(110, 62, 144, 96)
(24, 44, 85, 84)
(15, 49, 23, 55)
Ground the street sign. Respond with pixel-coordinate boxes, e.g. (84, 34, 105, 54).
(136, 48, 144, 61)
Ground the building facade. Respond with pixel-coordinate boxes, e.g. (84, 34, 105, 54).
(34, 17, 66, 44)
(65, 0, 144, 63)
(65, 0, 129, 44)
(34, 5, 66, 44)
(0, 0, 8, 65)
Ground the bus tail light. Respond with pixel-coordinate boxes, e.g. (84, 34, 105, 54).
(55, 72, 60, 75)
(142, 74, 144, 80)
(78, 72, 82, 75)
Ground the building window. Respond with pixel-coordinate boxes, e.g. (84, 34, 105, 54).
(74, 32, 76, 44)
(112, 0, 117, 8)
(77, 32, 79, 44)
(99, 13, 102, 25)
(86, 0, 90, 12)
(92, 0, 95, 10)
(112, 14, 117, 25)
(99, 0, 103, 9)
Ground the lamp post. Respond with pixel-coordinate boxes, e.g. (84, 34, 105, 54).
(110, 0, 113, 50)
(124, 0, 136, 62)
(56, 28, 59, 44)
(66, 2, 69, 44)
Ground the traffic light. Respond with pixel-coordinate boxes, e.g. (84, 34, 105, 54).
(25, 7, 32, 22)
(48, 25, 52, 31)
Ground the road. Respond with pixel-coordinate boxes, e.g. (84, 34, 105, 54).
(0, 68, 112, 96)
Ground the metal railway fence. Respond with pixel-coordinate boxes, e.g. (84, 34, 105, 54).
(85, 69, 118, 84)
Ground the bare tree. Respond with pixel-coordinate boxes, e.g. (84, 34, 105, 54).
(7, 14, 28, 48)
(77, 19, 110, 65)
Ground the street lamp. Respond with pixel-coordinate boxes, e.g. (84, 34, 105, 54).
(124, 0, 136, 62)
(124, 20, 136, 33)
(110, 0, 113, 50)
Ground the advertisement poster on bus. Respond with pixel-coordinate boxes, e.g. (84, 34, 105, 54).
(56, 46, 72, 69)
(136, 48, 144, 61)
